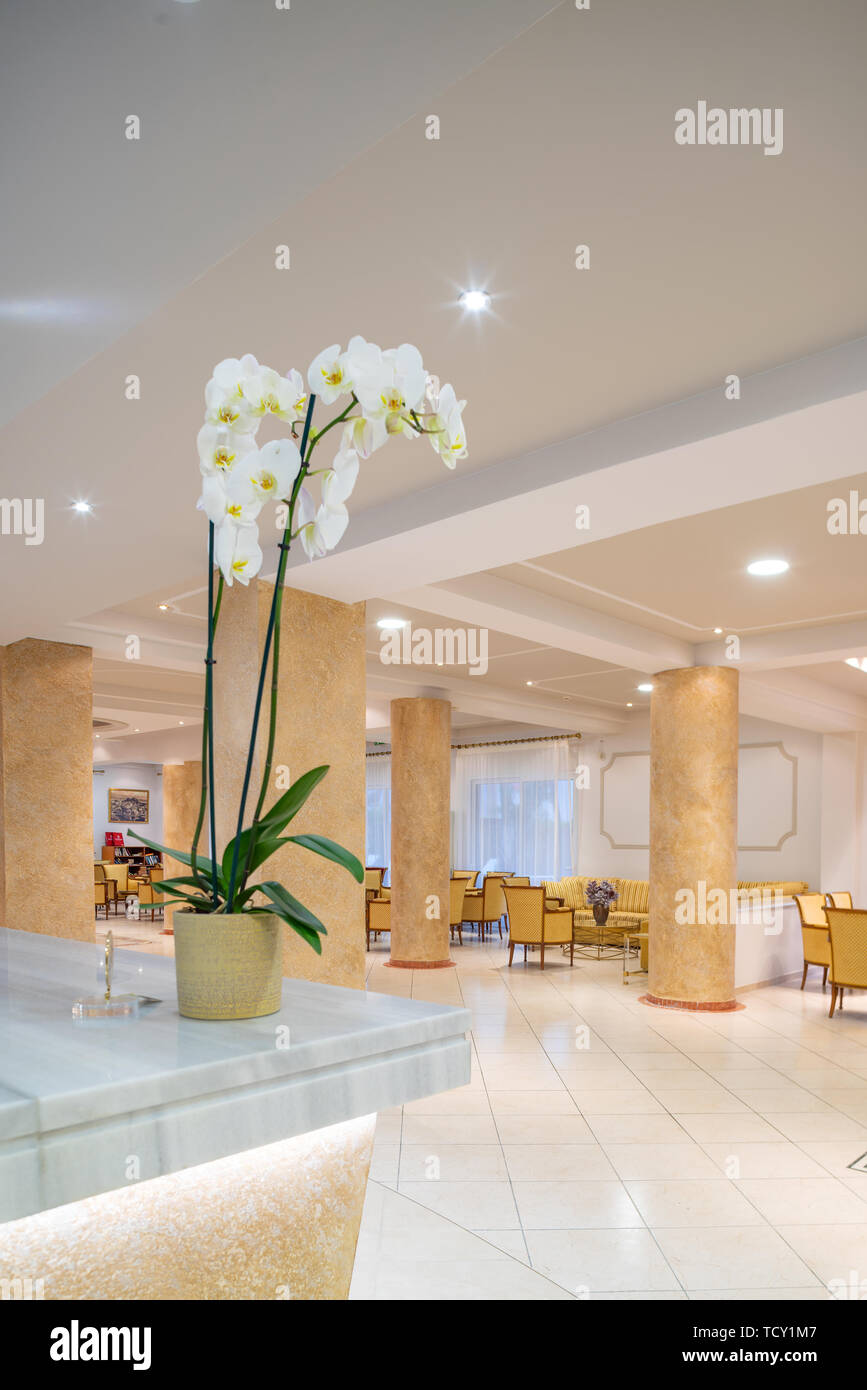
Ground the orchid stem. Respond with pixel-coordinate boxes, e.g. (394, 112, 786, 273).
(225, 394, 318, 912)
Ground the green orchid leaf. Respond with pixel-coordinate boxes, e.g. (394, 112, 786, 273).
(258, 881, 327, 935)
(257, 765, 330, 836)
(127, 832, 219, 883)
(259, 908, 323, 955)
(284, 834, 363, 882)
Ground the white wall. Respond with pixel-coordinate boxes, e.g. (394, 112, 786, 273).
(93, 762, 163, 857)
(577, 713, 822, 887)
(820, 732, 867, 904)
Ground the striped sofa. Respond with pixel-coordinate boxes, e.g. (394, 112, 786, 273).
(542, 876, 810, 946)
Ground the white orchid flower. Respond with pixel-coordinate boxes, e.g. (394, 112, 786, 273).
(211, 354, 261, 397)
(295, 486, 349, 560)
(197, 423, 257, 477)
(341, 415, 386, 460)
(240, 438, 303, 504)
(215, 520, 263, 586)
(308, 343, 350, 403)
(242, 364, 306, 424)
(198, 474, 262, 528)
(355, 342, 426, 437)
(321, 447, 359, 509)
(427, 383, 468, 467)
(204, 377, 257, 433)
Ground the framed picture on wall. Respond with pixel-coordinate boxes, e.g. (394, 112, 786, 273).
(108, 788, 150, 824)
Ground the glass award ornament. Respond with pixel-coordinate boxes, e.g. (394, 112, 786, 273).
(72, 931, 140, 1018)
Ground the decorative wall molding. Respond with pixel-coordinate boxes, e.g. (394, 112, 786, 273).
(599, 742, 798, 852)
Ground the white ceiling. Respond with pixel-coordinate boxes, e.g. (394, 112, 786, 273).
(3, 1, 867, 753)
(0, 0, 556, 422)
(3, 0, 867, 646)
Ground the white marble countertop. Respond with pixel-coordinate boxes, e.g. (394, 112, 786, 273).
(0, 928, 471, 1222)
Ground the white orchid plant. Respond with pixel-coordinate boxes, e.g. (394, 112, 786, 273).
(132, 338, 467, 951)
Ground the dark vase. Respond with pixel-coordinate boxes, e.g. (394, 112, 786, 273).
(592, 903, 610, 925)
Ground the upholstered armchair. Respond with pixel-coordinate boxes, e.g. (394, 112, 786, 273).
(449, 877, 468, 946)
(462, 873, 507, 940)
(794, 893, 831, 990)
(366, 896, 391, 950)
(826, 891, 853, 909)
(825, 908, 867, 1017)
(503, 885, 573, 969)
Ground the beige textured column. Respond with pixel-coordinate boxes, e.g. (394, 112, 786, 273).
(213, 579, 367, 989)
(0, 639, 92, 939)
(162, 760, 203, 926)
(647, 665, 739, 1011)
(389, 697, 452, 968)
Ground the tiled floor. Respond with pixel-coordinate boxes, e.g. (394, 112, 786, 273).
(352, 937, 867, 1301)
(95, 916, 867, 1299)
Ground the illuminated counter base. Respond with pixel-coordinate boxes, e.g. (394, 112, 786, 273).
(0, 930, 470, 1300)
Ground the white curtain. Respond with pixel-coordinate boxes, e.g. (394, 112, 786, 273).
(451, 738, 579, 882)
(365, 754, 391, 881)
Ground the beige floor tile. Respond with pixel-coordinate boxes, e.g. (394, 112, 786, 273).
(399, 1144, 508, 1181)
(767, 1112, 867, 1142)
(488, 1089, 579, 1116)
(495, 1113, 596, 1145)
(653, 1091, 751, 1114)
(397, 1179, 520, 1229)
(653, 1225, 819, 1291)
(674, 1113, 784, 1144)
(735, 1177, 867, 1225)
(736, 1090, 836, 1114)
(701, 1141, 829, 1179)
(603, 1142, 721, 1181)
(688, 1287, 831, 1301)
(503, 1143, 617, 1181)
(625, 1179, 766, 1227)
(402, 1089, 493, 1116)
(775, 1224, 867, 1289)
(586, 1113, 692, 1145)
(797, 1139, 867, 1180)
(513, 1180, 642, 1230)
(402, 1113, 499, 1145)
(569, 1089, 666, 1115)
(474, 1229, 530, 1263)
(525, 1228, 680, 1294)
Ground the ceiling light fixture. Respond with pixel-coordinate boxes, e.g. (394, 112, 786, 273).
(713, 627, 723, 635)
(526, 681, 533, 686)
(626, 702, 633, 708)
(376, 617, 408, 630)
(845, 657, 867, 673)
(747, 558, 789, 576)
(178, 721, 184, 726)
(72, 500, 93, 514)
(458, 289, 491, 312)
(158, 603, 171, 612)
(637, 683, 654, 693)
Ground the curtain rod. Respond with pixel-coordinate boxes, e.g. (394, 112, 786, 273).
(365, 733, 581, 757)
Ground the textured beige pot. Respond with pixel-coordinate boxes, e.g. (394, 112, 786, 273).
(173, 911, 282, 1020)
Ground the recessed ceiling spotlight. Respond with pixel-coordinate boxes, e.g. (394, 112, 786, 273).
(458, 289, 491, 312)
(747, 558, 789, 576)
(637, 683, 654, 693)
(713, 627, 723, 635)
(526, 680, 533, 686)
(376, 617, 408, 630)
(72, 500, 93, 514)
(845, 657, 867, 673)
(626, 702, 633, 708)
(134, 728, 140, 733)
(178, 721, 184, 726)
(158, 603, 171, 612)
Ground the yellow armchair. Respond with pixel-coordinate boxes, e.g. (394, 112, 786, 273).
(504, 886, 573, 969)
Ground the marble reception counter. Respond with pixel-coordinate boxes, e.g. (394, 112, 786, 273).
(0, 929, 470, 1298)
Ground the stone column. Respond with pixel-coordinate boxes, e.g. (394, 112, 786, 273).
(0, 639, 92, 939)
(647, 665, 739, 1010)
(162, 760, 203, 926)
(212, 579, 367, 989)
(388, 697, 452, 968)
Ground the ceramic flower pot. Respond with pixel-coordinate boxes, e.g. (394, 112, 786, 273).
(592, 904, 610, 926)
(173, 911, 282, 1020)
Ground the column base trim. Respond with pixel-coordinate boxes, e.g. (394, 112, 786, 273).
(385, 958, 456, 970)
(639, 993, 744, 1013)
